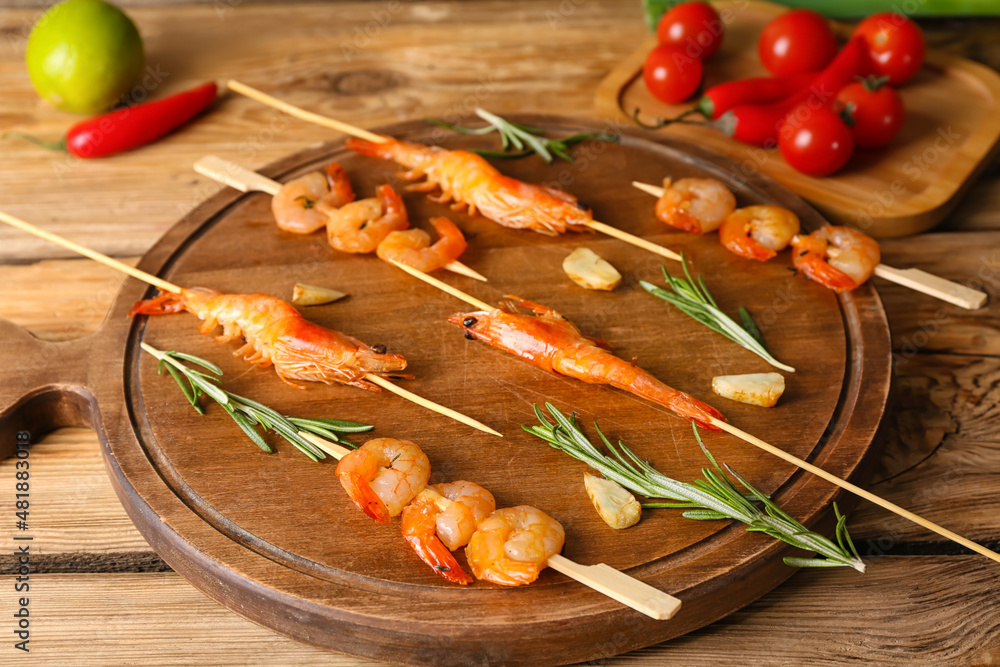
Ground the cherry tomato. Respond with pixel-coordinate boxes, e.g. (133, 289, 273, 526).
(835, 77, 905, 148)
(758, 9, 838, 77)
(779, 104, 854, 176)
(853, 12, 925, 86)
(656, 1, 724, 60)
(643, 43, 704, 104)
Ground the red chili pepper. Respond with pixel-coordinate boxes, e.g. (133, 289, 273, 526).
(7, 82, 217, 158)
(720, 36, 869, 147)
(698, 70, 819, 119)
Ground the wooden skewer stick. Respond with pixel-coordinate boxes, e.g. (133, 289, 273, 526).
(708, 417, 1000, 565)
(226, 80, 684, 262)
(388, 259, 494, 311)
(193, 156, 487, 283)
(297, 431, 681, 619)
(0, 210, 502, 438)
(390, 260, 1000, 566)
(632, 181, 988, 310)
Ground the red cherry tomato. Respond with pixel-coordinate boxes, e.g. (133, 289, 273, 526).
(643, 43, 704, 103)
(853, 12, 925, 86)
(779, 104, 854, 176)
(835, 77, 905, 148)
(758, 9, 838, 76)
(656, 1, 724, 60)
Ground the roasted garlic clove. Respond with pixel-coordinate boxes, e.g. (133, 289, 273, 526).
(584, 472, 641, 529)
(563, 248, 622, 291)
(711, 372, 785, 407)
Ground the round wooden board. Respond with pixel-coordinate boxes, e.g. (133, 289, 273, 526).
(1, 116, 891, 666)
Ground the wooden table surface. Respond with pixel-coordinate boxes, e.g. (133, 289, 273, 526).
(1, 2, 998, 664)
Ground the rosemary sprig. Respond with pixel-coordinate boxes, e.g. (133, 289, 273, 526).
(639, 255, 795, 373)
(140, 343, 372, 462)
(426, 108, 617, 163)
(523, 403, 865, 573)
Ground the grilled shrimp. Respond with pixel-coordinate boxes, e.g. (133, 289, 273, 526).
(448, 296, 725, 430)
(129, 287, 406, 390)
(335, 438, 430, 524)
(320, 183, 409, 254)
(465, 506, 565, 586)
(271, 162, 355, 235)
(376, 216, 468, 273)
(347, 138, 591, 235)
(655, 177, 736, 234)
(719, 205, 801, 262)
(791, 226, 881, 292)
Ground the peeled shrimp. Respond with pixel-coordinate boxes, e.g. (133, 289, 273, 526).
(347, 138, 591, 235)
(719, 205, 801, 262)
(376, 217, 468, 273)
(271, 162, 355, 234)
(129, 287, 406, 390)
(465, 506, 565, 586)
(320, 183, 409, 254)
(335, 438, 430, 524)
(448, 296, 725, 430)
(791, 225, 881, 292)
(655, 177, 736, 234)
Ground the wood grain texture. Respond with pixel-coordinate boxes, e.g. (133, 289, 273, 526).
(11, 560, 1000, 666)
(595, 0, 1000, 237)
(0, 118, 890, 665)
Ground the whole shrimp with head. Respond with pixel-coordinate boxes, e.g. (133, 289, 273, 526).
(465, 505, 565, 586)
(271, 162, 355, 235)
(791, 226, 880, 292)
(347, 138, 592, 235)
(129, 288, 406, 389)
(448, 296, 725, 429)
(400, 480, 496, 584)
(655, 177, 736, 234)
(335, 438, 431, 524)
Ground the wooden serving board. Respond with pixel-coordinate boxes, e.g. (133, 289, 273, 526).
(595, 0, 1000, 238)
(0, 116, 891, 666)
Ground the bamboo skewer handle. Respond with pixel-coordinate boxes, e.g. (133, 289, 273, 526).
(193, 156, 488, 283)
(364, 374, 501, 437)
(388, 259, 494, 311)
(632, 180, 988, 310)
(546, 554, 682, 620)
(872, 265, 987, 310)
(708, 417, 1000, 565)
(585, 220, 682, 262)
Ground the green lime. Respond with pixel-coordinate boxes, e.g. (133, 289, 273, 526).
(25, 0, 144, 115)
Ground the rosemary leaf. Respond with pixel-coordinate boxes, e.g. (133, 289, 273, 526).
(640, 255, 795, 373)
(143, 343, 369, 461)
(524, 403, 866, 573)
(738, 307, 768, 350)
(425, 109, 618, 163)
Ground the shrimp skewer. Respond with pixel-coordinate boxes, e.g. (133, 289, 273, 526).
(633, 180, 987, 309)
(377, 217, 468, 274)
(193, 156, 486, 282)
(654, 177, 736, 234)
(790, 226, 880, 293)
(322, 183, 409, 254)
(0, 212, 500, 435)
(297, 428, 684, 617)
(449, 296, 726, 430)
(130, 287, 407, 390)
(271, 163, 355, 234)
(465, 505, 565, 587)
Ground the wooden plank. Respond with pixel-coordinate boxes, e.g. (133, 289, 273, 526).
(14, 559, 1000, 665)
(0, 1, 645, 262)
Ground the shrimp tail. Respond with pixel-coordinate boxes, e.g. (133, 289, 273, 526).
(340, 471, 392, 524)
(404, 535, 474, 585)
(129, 291, 186, 317)
(324, 162, 356, 206)
(618, 372, 726, 431)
